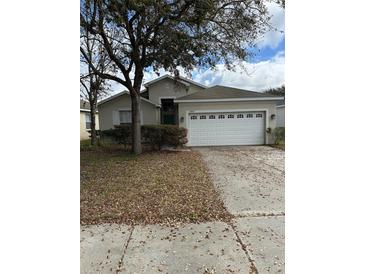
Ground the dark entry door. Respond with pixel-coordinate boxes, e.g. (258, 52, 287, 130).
(161, 98, 178, 125)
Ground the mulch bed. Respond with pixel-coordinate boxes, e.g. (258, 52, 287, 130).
(80, 147, 231, 225)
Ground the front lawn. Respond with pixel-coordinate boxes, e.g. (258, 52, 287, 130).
(80, 147, 231, 225)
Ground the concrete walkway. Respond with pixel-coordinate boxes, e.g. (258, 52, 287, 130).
(81, 146, 285, 273)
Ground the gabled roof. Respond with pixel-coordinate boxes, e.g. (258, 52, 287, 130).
(175, 85, 284, 102)
(98, 90, 160, 107)
(144, 74, 207, 89)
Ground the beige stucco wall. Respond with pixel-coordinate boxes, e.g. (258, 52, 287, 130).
(276, 106, 285, 127)
(80, 111, 99, 140)
(178, 101, 278, 144)
(148, 77, 205, 105)
(98, 94, 159, 130)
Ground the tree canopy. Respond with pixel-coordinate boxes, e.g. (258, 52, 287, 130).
(81, 0, 272, 89)
(263, 84, 285, 96)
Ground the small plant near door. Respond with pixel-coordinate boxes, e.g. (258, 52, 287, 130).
(273, 127, 285, 145)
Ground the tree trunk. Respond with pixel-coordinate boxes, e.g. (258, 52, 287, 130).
(90, 108, 97, 145)
(131, 94, 142, 155)
(89, 95, 97, 146)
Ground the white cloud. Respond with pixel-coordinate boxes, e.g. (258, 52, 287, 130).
(107, 51, 284, 94)
(256, 2, 285, 49)
(193, 51, 284, 91)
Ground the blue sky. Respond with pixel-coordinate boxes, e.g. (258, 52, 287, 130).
(253, 38, 285, 62)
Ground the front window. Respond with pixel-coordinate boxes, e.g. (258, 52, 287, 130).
(119, 110, 132, 123)
(85, 113, 91, 129)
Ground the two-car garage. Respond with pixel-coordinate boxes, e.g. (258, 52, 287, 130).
(187, 111, 266, 146)
(175, 85, 284, 147)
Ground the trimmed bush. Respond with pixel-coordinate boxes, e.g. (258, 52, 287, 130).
(273, 127, 285, 145)
(101, 124, 188, 150)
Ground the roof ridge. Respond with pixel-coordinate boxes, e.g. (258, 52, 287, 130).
(208, 85, 262, 94)
(144, 74, 207, 88)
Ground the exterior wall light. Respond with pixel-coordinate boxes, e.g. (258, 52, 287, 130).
(180, 116, 184, 123)
(271, 114, 276, 120)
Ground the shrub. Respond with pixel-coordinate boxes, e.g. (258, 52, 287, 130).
(101, 124, 188, 150)
(101, 125, 132, 149)
(142, 125, 163, 150)
(273, 127, 285, 145)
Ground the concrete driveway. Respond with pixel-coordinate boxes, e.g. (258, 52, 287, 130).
(195, 146, 284, 216)
(195, 146, 285, 273)
(81, 146, 285, 273)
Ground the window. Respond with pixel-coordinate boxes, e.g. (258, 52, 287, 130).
(190, 115, 197, 120)
(199, 115, 206, 119)
(228, 114, 234, 119)
(218, 114, 225, 119)
(209, 115, 215, 119)
(256, 113, 263, 118)
(161, 98, 176, 112)
(246, 114, 253, 118)
(119, 110, 132, 123)
(237, 114, 244, 118)
(85, 113, 91, 129)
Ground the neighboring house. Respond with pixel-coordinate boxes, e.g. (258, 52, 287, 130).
(98, 75, 284, 146)
(276, 100, 285, 127)
(80, 100, 100, 140)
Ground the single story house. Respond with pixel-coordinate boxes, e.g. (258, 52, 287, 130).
(276, 100, 285, 127)
(80, 100, 99, 140)
(98, 75, 284, 146)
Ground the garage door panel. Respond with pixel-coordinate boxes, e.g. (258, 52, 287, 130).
(188, 112, 265, 146)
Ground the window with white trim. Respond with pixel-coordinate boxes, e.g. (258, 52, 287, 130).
(119, 110, 132, 123)
(209, 115, 215, 119)
(190, 115, 197, 120)
(85, 113, 91, 129)
(228, 114, 234, 119)
(237, 114, 244, 118)
(199, 115, 206, 119)
(256, 113, 263, 118)
(246, 114, 253, 118)
(218, 114, 225, 119)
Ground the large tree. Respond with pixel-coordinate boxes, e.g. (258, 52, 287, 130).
(80, 0, 272, 154)
(80, 1, 112, 145)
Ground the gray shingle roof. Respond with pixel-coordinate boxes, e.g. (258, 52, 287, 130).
(176, 85, 282, 100)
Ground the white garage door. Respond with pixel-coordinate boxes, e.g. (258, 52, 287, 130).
(188, 111, 265, 146)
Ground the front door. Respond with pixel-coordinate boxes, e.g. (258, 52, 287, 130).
(161, 98, 178, 125)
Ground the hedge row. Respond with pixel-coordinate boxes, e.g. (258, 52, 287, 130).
(101, 124, 188, 150)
